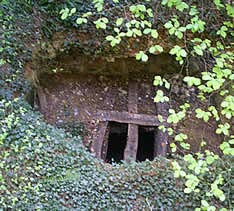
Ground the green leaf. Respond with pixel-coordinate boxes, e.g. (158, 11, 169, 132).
(175, 133, 188, 142)
(136, 51, 148, 62)
(158, 114, 164, 123)
(194, 46, 203, 56)
(99, 22, 106, 29)
(184, 188, 192, 193)
(180, 142, 190, 150)
(114, 27, 120, 33)
(102, 17, 108, 23)
(76, 18, 84, 24)
(201, 200, 209, 207)
(155, 45, 163, 52)
(143, 28, 151, 34)
(169, 45, 179, 55)
(216, 123, 230, 136)
(173, 18, 180, 28)
(170, 131, 177, 139)
(82, 12, 92, 18)
(106, 35, 114, 41)
(149, 45, 163, 54)
(116, 18, 123, 26)
(177, 31, 183, 39)
(151, 29, 158, 39)
(180, 49, 187, 57)
(162, 0, 168, 5)
(141, 53, 148, 62)
(154, 90, 169, 103)
(149, 46, 156, 54)
(174, 170, 180, 178)
(60, 8, 69, 20)
(189, 6, 198, 16)
(126, 30, 133, 37)
(133, 28, 142, 36)
(147, 8, 153, 17)
(163, 78, 170, 89)
(164, 21, 173, 29)
(217, 26, 228, 38)
(70, 8, 76, 15)
(214, 0, 224, 9)
(206, 156, 215, 164)
(176, 2, 189, 12)
(195, 108, 211, 122)
(170, 143, 177, 152)
(184, 76, 201, 86)
(153, 76, 163, 86)
(226, 4, 234, 17)
(169, 27, 175, 35)
(61, 12, 68, 20)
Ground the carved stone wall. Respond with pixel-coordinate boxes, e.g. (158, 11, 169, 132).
(33, 53, 222, 162)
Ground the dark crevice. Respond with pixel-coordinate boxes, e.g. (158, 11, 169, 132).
(136, 127, 155, 162)
(25, 87, 39, 109)
(105, 122, 128, 164)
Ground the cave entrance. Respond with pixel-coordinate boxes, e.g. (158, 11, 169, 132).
(105, 122, 128, 164)
(36, 72, 170, 162)
(105, 124, 157, 163)
(93, 108, 168, 162)
(136, 127, 156, 162)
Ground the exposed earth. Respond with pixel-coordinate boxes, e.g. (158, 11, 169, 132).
(32, 53, 222, 161)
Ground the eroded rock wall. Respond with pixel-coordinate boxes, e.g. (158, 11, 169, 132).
(34, 53, 222, 156)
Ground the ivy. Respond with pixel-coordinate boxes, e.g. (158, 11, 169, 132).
(136, 50, 149, 62)
(217, 25, 228, 38)
(216, 123, 230, 136)
(195, 108, 212, 122)
(154, 90, 169, 103)
(186, 16, 205, 33)
(184, 76, 201, 87)
(220, 136, 234, 156)
(0, 0, 233, 210)
(94, 17, 109, 29)
(192, 38, 211, 56)
(162, 0, 189, 12)
(169, 45, 187, 64)
(164, 17, 186, 39)
(221, 95, 234, 119)
(226, 4, 234, 17)
(149, 45, 163, 54)
(167, 108, 186, 124)
(60, 8, 76, 20)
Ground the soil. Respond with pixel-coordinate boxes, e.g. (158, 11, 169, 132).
(28, 51, 222, 158)
(38, 72, 157, 149)
(37, 70, 222, 156)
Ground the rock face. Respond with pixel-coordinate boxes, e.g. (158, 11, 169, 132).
(27, 50, 223, 163)
(37, 64, 168, 162)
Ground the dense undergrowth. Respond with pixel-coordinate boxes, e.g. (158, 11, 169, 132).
(0, 0, 233, 210)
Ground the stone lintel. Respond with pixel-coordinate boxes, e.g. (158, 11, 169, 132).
(95, 110, 159, 126)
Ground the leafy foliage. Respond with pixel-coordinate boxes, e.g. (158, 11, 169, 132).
(59, 0, 233, 210)
(0, 0, 233, 210)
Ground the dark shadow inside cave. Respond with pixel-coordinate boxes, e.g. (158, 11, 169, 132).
(25, 87, 39, 109)
(136, 127, 155, 162)
(105, 122, 128, 164)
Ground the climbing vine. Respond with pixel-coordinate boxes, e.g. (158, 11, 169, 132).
(0, 0, 233, 210)
(60, 0, 234, 210)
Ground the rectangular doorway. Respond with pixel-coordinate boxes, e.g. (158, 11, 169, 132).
(136, 126, 156, 162)
(105, 122, 128, 164)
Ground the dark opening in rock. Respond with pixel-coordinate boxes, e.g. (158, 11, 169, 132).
(27, 51, 222, 160)
(137, 127, 155, 162)
(105, 122, 128, 164)
(32, 54, 180, 161)
(25, 87, 38, 109)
